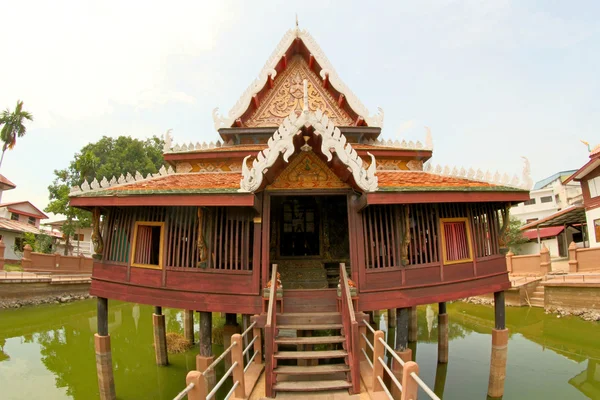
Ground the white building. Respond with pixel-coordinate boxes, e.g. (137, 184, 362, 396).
(44, 219, 94, 256)
(512, 170, 583, 257)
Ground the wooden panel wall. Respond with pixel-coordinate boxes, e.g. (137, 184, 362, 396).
(208, 207, 254, 270)
(165, 207, 198, 268)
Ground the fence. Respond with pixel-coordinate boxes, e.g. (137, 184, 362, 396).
(506, 245, 550, 276)
(568, 243, 600, 273)
(361, 320, 440, 400)
(175, 319, 262, 400)
(20, 245, 93, 273)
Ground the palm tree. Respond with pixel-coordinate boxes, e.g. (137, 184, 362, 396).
(0, 100, 33, 168)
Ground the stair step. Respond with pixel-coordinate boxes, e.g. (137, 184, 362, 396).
(275, 350, 348, 360)
(274, 364, 350, 375)
(530, 296, 544, 301)
(278, 324, 343, 331)
(278, 312, 342, 325)
(274, 379, 352, 392)
(275, 336, 346, 345)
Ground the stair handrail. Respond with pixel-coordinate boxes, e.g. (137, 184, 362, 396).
(340, 263, 361, 394)
(264, 263, 278, 398)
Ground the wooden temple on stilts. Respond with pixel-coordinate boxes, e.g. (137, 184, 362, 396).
(70, 24, 530, 400)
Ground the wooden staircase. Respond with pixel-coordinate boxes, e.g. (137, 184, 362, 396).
(272, 312, 355, 395)
(530, 284, 545, 308)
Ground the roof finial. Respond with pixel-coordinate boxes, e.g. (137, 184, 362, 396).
(303, 79, 308, 112)
(581, 139, 591, 152)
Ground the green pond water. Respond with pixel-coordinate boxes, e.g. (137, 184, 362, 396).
(0, 300, 598, 400)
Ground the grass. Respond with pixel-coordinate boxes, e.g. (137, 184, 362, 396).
(3, 263, 22, 272)
(165, 332, 193, 353)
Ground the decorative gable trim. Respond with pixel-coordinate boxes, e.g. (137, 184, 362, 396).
(239, 105, 378, 193)
(213, 28, 384, 131)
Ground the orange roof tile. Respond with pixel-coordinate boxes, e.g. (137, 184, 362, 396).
(377, 171, 521, 191)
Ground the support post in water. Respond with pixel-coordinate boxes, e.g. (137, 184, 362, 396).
(438, 301, 449, 363)
(184, 310, 194, 344)
(488, 291, 508, 398)
(197, 311, 216, 388)
(95, 297, 116, 400)
(153, 306, 168, 366)
(392, 307, 412, 399)
(408, 305, 418, 342)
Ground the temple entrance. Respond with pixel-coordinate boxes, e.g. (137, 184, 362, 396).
(269, 194, 351, 289)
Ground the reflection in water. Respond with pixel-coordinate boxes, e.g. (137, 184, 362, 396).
(0, 300, 598, 399)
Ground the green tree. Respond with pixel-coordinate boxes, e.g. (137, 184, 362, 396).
(501, 216, 529, 254)
(45, 136, 164, 255)
(0, 100, 33, 168)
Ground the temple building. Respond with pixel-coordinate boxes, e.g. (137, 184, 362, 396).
(70, 26, 530, 399)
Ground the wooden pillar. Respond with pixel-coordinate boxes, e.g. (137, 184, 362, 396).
(95, 297, 116, 400)
(184, 310, 194, 344)
(408, 306, 418, 342)
(438, 302, 449, 364)
(391, 307, 412, 399)
(223, 313, 241, 369)
(568, 242, 578, 273)
(197, 311, 215, 388)
(153, 306, 168, 366)
(488, 291, 508, 398)
(242, 314, 251, 364)
(387, 308, 396, 327)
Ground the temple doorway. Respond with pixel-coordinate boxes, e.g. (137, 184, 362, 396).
(269, 194, 350, 289)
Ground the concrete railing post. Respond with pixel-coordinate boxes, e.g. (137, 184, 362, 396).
(359, 325, 367, 360)
(400, 361, 420, 400)
(22, 244, 32, 270)
(539, 245, 550, 275)
(55, 253, 61, 269)
(185, 371, 207, 400)
(372, 330, 385, 391)
(253, 323, 262, 364)
(568, 242, 578, 273)
(231, 333, 246, 399)
(0, 239, 5, 270)
(505, 251, 514, 273)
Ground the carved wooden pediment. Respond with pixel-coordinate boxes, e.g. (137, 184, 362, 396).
(244, 55, 353, 128)
(268, 151, 349, 190)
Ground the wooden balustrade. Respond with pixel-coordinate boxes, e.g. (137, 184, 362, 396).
(339, 263, 361, 394)
(264, 264, 278, 398)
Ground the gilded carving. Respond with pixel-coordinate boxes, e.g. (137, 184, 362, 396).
(176, 162, 193, 173)
(245, 56, 353, 127)
(268, 151, 349, 190)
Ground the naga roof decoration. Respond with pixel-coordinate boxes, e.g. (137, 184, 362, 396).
(239, 81, 378, 193)
(212, 27, 384, 131)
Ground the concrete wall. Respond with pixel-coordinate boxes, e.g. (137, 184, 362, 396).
(22, 251, 93, 273)
(545, 284, 600, 312)
(0, 230, 23, 261)
(520, 238, 559, 257)
(574, 247, 600, 272)
(509, 253, 542, 275)
(0, 281, 90, 300)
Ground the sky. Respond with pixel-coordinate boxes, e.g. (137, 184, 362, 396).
(0, 0, 598, 220)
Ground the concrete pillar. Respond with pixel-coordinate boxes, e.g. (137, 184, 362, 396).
(22, 244, 32, 270)
(540, 244, 551, 275)
(197, 311, 215, 388)
(0, 239, 5, 270)
(438, 302, 449, 364)
(153, 306, 168, 366)
(568, 242, 578, 273)
(408, 306, 418, 342)
(505, 251, 514, 273)
(95, 297, 116, 400)
(184, 310, 194, 344)
(488, 291, 508, 398)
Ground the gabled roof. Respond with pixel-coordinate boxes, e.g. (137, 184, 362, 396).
(564, 152, 600, 184)
(0, 174, 16, 190)
(0, 201, 48, 219)
(212, 27, 383, 131)
(522, 226, 565, 241)
(0, 217, 43, 235)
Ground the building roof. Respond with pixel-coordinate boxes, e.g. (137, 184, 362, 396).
(0, 174, 16, 190)
(520, 205, 586, 230)
(0, 201, 48, 219)
(564, 153, 600, 184)
(533, 170, 578, 190)
(0, 218, 43, 235)
(377, 171, 523, 192)
(522, 226, 565, 241)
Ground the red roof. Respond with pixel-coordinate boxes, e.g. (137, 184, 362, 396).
(105, 172, 241, 193)
(0, 201, 48, 219)
(522, 226, 565, 241)
(377, 171, 511, 190)
(0, 218, 43, 235)
(0, 174, 16, 190)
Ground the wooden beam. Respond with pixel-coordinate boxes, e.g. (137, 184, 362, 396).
(494, 291, 506, 329)
(70, 194, 255, 208)
(338, 94, 345, 108)
(234, 118, 243, 127)
(322, 72, 329, 89)
(308, 54, 315, 70)
(282, 54, 288, 69)
(252, 94, 260, 109)
(367, 191, 531, 205)
(354, 116, 364, 126)
(199, 311, 212, 357)
(268, 74, 274, 88)
(353, 194, 368, 213)
(97, 297, 108, 336)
